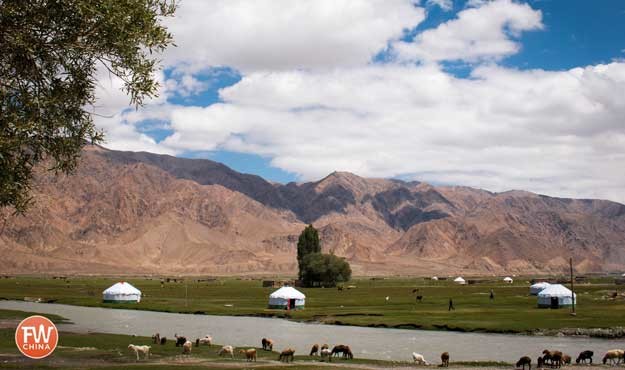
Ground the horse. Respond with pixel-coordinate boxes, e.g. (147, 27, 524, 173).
(279, 348, 295, 363)
(218, 345, 235, 359)
(239, 348, 257, 362)
(174, 333, 187, 347)
(412, 352, 428, 365)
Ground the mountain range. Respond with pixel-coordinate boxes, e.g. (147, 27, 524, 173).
(1, 144, 624, 276)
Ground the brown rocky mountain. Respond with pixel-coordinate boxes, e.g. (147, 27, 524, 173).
(1, 145, 624, 275)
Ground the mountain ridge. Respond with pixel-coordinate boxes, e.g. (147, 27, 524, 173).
(1, 144, 624, 276)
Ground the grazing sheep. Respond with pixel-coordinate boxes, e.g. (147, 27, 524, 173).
(516, 356, 532, 370)
(543, 350, 563, 368)
(128, 344, 150, 360)
(320, 348, 332, 362)
(218, 345, 235, 359)
(441, 352, 450, 367)
(310, 344, 319, 356)
(412, 352, 428, 365)
(174, 334, 187, 347)
(576, 351, 593, 364)
(279, 348, 295, 363)
(239, 348, 257, 362)
(182, 341, 192, 354)
(197, 335, 212, 346)
(261, 337, 274, 351)
(603, 350, 624, 365)
(151, 333, 160, 344)
(562, 354, 571, 366)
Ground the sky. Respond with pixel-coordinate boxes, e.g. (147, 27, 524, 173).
(93, 0, 625, 203)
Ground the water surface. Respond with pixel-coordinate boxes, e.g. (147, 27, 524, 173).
(1, 300, 622, 363)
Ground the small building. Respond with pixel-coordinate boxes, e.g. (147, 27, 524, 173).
(503, 277, 513, 284)
(537, 284, 576, 308)
(454, 276, 466, 285)
(268, 286, 305, 310)
(530, 282, 550, 295)
(102, 282, 141, 303)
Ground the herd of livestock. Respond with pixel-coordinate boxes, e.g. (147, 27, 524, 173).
(515, 349, 625, 370)
(127, 333, 625, 367)
(126, 332, 353, 362)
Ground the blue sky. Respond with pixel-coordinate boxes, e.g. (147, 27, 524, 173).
(97, 0, 625, 202)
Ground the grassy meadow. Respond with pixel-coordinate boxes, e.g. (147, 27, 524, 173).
(0, 309, 435, 369)
(0, 276, 624, 334)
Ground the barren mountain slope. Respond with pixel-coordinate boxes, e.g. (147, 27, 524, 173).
(1, 145, 624, 275)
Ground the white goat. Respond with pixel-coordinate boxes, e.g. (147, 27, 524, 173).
(412, 352, 428, 365)
(218, 345, 235, 359)
(198, 335, 212, 345)
(128, 344, 150, 360)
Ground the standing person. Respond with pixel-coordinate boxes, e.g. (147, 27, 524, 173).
(448, 298, 455, 311)
(490, 289, 494, 300)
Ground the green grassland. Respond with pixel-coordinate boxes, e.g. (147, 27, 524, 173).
(0, 327, 396, 369)
(0, 309, 430, 369)
(0, 276, 624, 333)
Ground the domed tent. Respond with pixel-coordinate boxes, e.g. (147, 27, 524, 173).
(102, 282, 141, 303)
(431, 276, 439, 281)
(537, 284, 575, 308)
(530, 282, 550, 295)
(268, 286, 305, 310)
(503, 277, 513, 283)
(453, 276, 466, 285)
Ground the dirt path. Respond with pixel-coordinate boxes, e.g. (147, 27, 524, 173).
(0, 353, 607, 370)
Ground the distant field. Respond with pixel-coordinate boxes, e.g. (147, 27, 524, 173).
(0, 276, 624, 333)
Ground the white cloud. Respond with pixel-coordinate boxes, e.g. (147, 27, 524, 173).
(394, 0, 543, 62)
(427, 0, 453, 11)
(91, 1, 625, 203)
(162, 0, 425, 72)
(159, 62, 625, 202)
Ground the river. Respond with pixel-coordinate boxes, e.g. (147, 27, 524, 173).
(1, 300, 623, 363)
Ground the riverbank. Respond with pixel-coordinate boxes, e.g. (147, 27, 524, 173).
(0, 276, 623, 337)
(1, 308, 516, 370)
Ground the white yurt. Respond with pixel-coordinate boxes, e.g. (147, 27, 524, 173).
(268, 286, 305, 310)
(503, 277, 513, 284)
(529, 282, 551, 295)
(453, 276, 466, 285)
(537, 284, 576, 308)
(102, 281, 141, 303)
(431, 276, 439, 281)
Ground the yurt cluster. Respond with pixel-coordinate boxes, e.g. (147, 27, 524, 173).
(101, 281, 308, 310)
(101, 277, 574, 310)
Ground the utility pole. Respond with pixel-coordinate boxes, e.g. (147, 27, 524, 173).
(570, 258, 576, 316)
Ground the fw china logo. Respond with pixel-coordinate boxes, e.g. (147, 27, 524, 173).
(15, 315, 58, 359)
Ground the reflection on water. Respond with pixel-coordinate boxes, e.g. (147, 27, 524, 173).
(1, 300, 623, 362)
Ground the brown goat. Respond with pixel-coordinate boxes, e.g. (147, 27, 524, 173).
(517, 356, 532, 370)
(261, 338, 274, 351)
